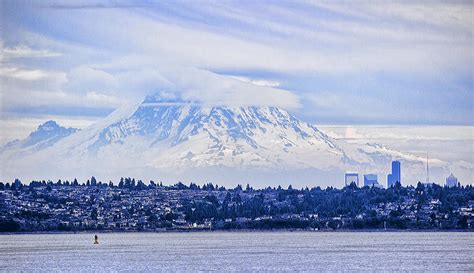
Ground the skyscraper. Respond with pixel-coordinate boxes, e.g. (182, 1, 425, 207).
(345, 172, 359, 187)
(446, 173, 458, 188)
(387, 160, 401, 188)
(364, 174, 378, 187)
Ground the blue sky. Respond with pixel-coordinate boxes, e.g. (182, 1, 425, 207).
(1, 0, 473, 135)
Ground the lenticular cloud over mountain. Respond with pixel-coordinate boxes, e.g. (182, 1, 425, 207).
(0, 93, 452, 187)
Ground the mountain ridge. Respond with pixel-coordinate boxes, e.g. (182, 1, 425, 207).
(1, 120, 78, 153)
(0, 94, 450, 187)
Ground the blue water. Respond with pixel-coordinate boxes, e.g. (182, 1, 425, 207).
(1, 232, 473, 271)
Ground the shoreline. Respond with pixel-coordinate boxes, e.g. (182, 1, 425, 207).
(1, 228, 472, 235)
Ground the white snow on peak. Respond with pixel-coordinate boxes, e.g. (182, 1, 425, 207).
(0, 95, 455, 186)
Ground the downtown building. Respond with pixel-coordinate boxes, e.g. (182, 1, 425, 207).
(364, 174, 382, 188)
(345, 172, 359, 187)
(387, 160, 401, 188)
(446, 173, 459, 188)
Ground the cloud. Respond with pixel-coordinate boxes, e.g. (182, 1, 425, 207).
(0, 65, 124, 116)
(0, 1, 472, 126)
(344, 127, 363, 139)
(159, 67, 300, 109)
(2, 89, 122, 110)
(84, 91, 124, 107)
(228, 76, 280, 87)
(61, 56, 299, 109)
(307, 2, 472, 34)
(321, 125, 474, 141)
(303, 91, 341, 110)
(66, 66, 118, 94)
(0, 54, 299, 116)
(10, 2, 468, 75)
(0, 66, 63, 81)
(1, 45, 62, 59)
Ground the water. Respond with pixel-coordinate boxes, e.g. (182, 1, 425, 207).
(0, 232, 473, 272)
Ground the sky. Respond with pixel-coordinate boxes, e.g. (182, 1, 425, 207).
(0, 0, 473, 144)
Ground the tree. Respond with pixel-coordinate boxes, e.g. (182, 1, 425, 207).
(147, 213, 158, 225)
(346, 182, 357, 190)
(91, 176, 97, 186)
(224, 192, 232, 203)
(458, 216, 469, 229)
(416, 182, 425, 193)
(163, 212, 175, 221)
(12, 179, 22, 190)
(0, 220, 20, 232)
(327, 220, 341, 230)
(205, 194, 219, 205)
(232, 193, 242, 204)
(136, 180, 146, 190)
(175, 182, 187, 190)
(90, 208, 98, 220)
(124, 178, 131, 188)
(204, 183, 215, 191)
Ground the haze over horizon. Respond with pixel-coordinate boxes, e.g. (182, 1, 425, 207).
(0, 1, 472, 187)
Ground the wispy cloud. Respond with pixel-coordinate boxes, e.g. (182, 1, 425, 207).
(0, 67, 58, 81)
(2, 45, 62, 59)
(0, 1, 472, 125)
(164, 67, 299, 108)
(228, 76, 280, 88)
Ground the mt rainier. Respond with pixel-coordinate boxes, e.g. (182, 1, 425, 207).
(0, 94, 444, 187)
(90, 95, 344, 170)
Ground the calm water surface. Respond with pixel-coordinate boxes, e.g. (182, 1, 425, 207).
(0, 232, 473, 272)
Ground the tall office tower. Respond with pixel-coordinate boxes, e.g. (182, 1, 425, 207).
(345, 172, 359, 187)
(364, 174, 378, 187)
(446, 173, 458, 188)
(387, 160, 401, 188)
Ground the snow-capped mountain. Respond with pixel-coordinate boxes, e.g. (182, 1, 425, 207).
(0, 94, 450, 187)
(1, 120, 78, 153)
(84, 95, 344, 170)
